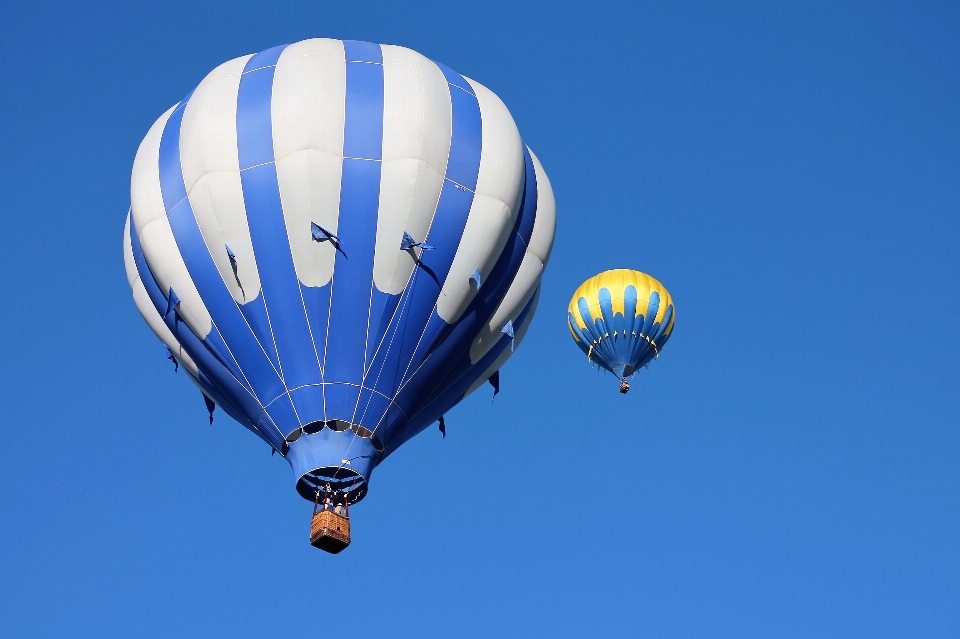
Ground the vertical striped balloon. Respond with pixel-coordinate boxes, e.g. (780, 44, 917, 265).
(124, 39, 556, 503)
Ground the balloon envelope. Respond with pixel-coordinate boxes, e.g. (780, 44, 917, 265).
(123, 39, 555, 502)
(567, 269, 675, 380)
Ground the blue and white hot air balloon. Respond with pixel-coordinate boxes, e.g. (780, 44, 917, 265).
(122, 39, 555, 549)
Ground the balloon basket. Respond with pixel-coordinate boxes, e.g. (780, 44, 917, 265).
(310, 510, 351, 554)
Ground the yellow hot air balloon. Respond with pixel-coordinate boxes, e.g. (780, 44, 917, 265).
(567, 269, 675, 393)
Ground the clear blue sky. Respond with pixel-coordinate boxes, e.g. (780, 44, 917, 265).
(2, 2, 958, 637)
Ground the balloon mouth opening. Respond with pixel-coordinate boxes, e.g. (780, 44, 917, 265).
(614, 364, 636, 378)
(297, 466, 368, 505)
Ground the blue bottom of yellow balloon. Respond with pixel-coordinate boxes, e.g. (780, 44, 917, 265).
(285, 427, 380, 504)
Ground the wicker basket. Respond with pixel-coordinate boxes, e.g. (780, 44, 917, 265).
(310, 510, 351, 554)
